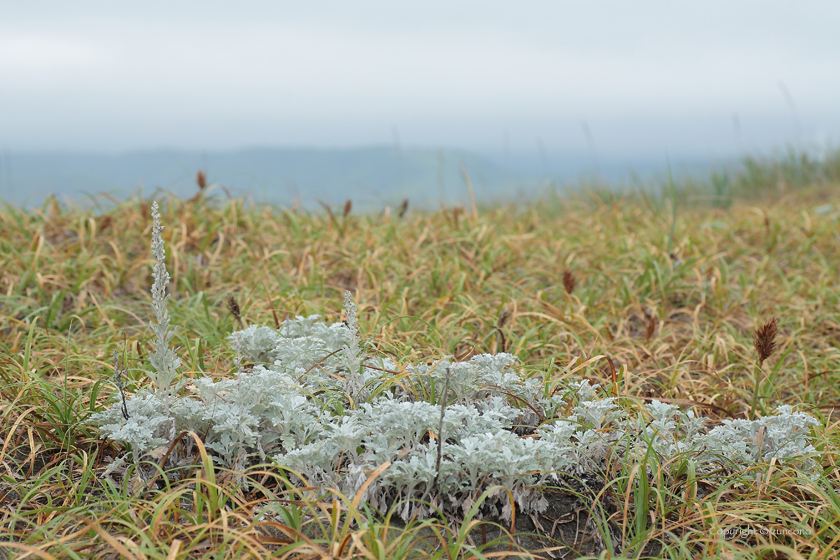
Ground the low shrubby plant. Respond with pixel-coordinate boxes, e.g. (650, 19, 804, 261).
(90, 201, 823, 526)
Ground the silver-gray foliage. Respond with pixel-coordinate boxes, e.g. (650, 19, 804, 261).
(147, 201, 181, 404)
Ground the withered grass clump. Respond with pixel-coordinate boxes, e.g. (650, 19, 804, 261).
(753, 317, 779, 365)
(1, 183, 839, 559)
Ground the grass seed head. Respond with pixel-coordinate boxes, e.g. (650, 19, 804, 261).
(226, 293, 243, 328)
(562, 270, 576, 295)
(196, 170, 207, 190)
(753, 317, 779, 364)
(497, 310, 511, 329)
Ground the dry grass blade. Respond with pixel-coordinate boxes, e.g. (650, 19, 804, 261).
(260, 280, 281, 329)
(496, 310, 510, 353)
(606, 356, 618, 395)
(0, 542, 61, 560)
(644, 313, 657, 342)
(453, 343, 476, 362)
(460, 163, 478, 220)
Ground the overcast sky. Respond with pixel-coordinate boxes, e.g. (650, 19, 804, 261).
(1, 0, 838, 157)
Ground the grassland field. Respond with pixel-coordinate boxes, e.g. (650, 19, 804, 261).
(1, 153, 840, 558)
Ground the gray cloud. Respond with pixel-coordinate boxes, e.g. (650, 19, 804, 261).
(1, 0, 838, 154)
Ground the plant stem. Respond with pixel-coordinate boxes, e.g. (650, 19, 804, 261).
(666, 157, 677, 256)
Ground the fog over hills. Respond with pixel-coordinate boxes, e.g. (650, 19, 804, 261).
(3, 2, 836, 208)
(0, 147, 729, 209)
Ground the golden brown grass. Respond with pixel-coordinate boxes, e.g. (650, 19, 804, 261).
(1, 183, 839, 558)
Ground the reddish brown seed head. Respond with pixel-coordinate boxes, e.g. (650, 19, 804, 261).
(226, 293, 243, 327)
(562, 270, 576, 295)
(753, 317, 779, 364)
(197, 170, 207, 190)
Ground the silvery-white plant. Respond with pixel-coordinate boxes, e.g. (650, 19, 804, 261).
(147, 201, 182, 405)
(339, 290, 364, 398)
(91, 201, 183, 462)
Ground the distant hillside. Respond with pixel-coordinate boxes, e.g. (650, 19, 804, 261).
(0, 147, 723, 209)
(0, 147, 544, 209)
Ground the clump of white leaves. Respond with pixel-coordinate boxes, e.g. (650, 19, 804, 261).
(92, 392, 171, 463)
(278, 396, 565, 520)
(699, 405, 820, 466)
(90, 201, 823, 521)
